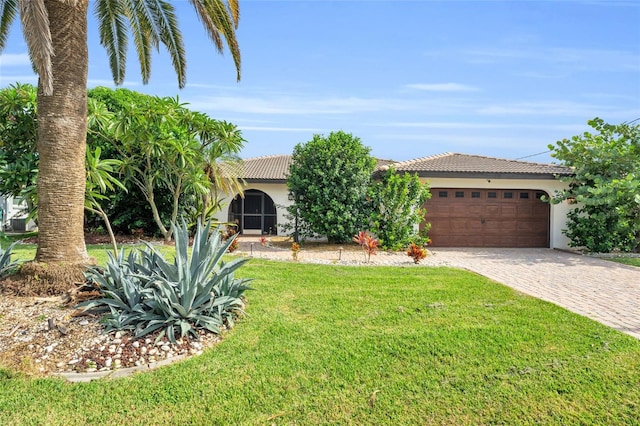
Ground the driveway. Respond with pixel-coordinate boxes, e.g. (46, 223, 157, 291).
(432, 248, 640, 340)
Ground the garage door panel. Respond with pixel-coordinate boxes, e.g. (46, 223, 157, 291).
(451, 205, 468, 215)
(425, 188, 549, 248)
(467, 205, 483, 215)
(500, 205, 517, 216)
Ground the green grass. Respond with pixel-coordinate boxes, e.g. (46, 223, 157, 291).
(608, 257, 640, 267)
(1, 256, 639, 424)
(8, 242, 176, 265)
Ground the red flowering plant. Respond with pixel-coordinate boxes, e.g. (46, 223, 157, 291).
(353, 231, 380, 263)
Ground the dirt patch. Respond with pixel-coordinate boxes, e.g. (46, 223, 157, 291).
(0, 262, 87, 297)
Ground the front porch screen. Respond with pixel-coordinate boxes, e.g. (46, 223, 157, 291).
(229, 189, 277, 235)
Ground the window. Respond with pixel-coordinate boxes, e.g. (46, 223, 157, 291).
(471, 191, 481, 198)
(536, 192, 545, 200)
(438, 191, 448, 198)
(519, 192, 529, 199)
(455, 191, 464, 198)
(503, 192, 513, 199)
(488, 192, 497, 198)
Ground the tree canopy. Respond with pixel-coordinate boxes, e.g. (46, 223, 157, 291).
(0, 84, 246, 241)
(287, 131, 376, 244)
(549, 118, 640, 253)
(287, 131, 431, 246)
(0, 0, 241, 264)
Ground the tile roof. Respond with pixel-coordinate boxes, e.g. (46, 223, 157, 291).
(232, 155, 293, 181)
(391, 152, 573, 177)
(230, 152, 573, 181)
(233, 155, 397, 181)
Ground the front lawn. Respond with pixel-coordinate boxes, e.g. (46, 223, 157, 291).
(608, 256, 640, 267)
(1, 258, 639, 424)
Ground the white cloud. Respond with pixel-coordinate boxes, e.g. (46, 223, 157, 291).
(405, 83, 479, 92)
(463, 47, 640, 72)
(375, 121, 584, 132)
(240, 125, 323, 132)
(0, 74, 38, 85)
(475, 100, 620, 117)
(186, 95, 403, 115)
(0, 53, 31, 67)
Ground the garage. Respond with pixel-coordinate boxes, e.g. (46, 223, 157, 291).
(423, 188, 550, 247)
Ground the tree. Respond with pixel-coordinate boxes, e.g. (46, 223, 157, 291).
(88, 87, 245, 240)
(548, 118, 640, 253)
(84, 146, 126, 255)
(369, 166, 431, 250)
(287, 131, 376, 243)
(0, 0, 241, 264)
(0, 83, 38, 215)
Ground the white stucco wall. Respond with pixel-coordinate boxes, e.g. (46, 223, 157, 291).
(221, 177, 574, 249)
(422, 177, 573, 250)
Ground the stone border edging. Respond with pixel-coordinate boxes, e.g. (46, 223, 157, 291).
(53, 353, 189, 382)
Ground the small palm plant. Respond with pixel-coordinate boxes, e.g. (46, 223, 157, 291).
(79, 220, 253, 343)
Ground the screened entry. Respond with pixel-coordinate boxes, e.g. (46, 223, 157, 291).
(229, 189, 278, 235)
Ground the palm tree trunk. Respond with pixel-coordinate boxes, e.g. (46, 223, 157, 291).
(35, 0, 89, 263)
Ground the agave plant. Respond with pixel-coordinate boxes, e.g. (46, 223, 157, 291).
(79, 220, 253, 343)
(0, 242, 19, 277)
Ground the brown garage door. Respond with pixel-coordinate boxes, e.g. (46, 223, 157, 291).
(423, 189, 550, 248)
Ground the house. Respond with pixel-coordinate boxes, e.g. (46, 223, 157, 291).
(0, 195, 37, 232)
(222, 152, 574, 249)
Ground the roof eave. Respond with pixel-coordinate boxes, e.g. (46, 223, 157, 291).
(411, 171, 573, 180)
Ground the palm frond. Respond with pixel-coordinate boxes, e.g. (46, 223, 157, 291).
(146, 0, 186, 88)
(0, 0, 18, 51)
(188, 0, 240, 81)
(122, 0, 158, 84)
(95, 0, 128, 85)
(18, 0, 53, 95)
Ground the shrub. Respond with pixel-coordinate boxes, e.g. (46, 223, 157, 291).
(353, 231, 379, 263)
(369, 166, 431, 250)
(291, 242, 301, 261)
(287, 131, 376, 243)
(406, 243, 427, 264)
(79, 220, 253, 343)
(221, 226, 239, 252)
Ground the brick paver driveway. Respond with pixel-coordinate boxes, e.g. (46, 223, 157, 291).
(433, 248, 640, 339)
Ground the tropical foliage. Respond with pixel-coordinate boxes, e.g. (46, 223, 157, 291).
(79, 220, 252, 343)
(287, 131, 376, 243)
(0, 85, 246, 241)
(549, 118, 640, 252)
(369, 166, 431, 250)
(287, 132, 431, 246)
(0, 83, 38, 213)
(89, 87, 245, 239)
(0, 241, 18, 277)
(352, 230, 379, 263)
(0, 0, 242, 264)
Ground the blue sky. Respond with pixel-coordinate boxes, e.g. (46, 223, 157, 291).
(1, 0, 639, 163)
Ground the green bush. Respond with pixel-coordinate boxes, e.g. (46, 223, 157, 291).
(79, 220, 253, 343)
